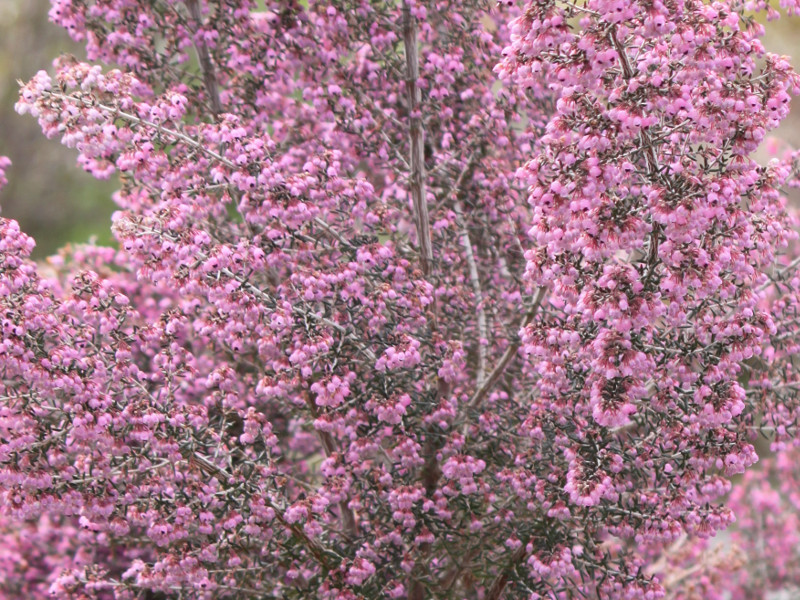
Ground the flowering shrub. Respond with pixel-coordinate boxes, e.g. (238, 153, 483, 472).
(4, 0, 800, 598)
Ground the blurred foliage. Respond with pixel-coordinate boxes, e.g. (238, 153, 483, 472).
(0, 0, 799, 258)
(760, 14, 800, 148)
(0, 0, 116, 258)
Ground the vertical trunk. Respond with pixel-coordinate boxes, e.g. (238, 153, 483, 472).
(402, 1, 433, 277)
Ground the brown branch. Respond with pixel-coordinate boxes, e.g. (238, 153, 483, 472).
(438, 547, 480, 595)
(402, 0, 433, 276)
(186, 0, 223, 117)
(303, 394, 358, 538)
(486, 540, 528, 600)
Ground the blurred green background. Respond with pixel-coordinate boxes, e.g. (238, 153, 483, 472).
(0, 0, 799, 259)
(0, 0, 116, 258)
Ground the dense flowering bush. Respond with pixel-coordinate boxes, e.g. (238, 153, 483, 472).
(5, 0, 800, 598)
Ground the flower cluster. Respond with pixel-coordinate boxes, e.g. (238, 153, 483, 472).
(0, 156, 9, 193)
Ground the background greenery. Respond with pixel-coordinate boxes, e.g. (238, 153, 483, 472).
(0, 0, 116, 258)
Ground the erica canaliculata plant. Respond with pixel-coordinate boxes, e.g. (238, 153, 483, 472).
(4, 0, 800, 598)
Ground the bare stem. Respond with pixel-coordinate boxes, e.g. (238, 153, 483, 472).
(454, 201, 487, 388)
(403, 9, 440, 593)
(466, 287, 547, 413)
(402, 1, 433, 276)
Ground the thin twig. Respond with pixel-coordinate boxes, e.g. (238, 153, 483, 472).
(44, 91, 234, 168)
(758, 254, 800, 292)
